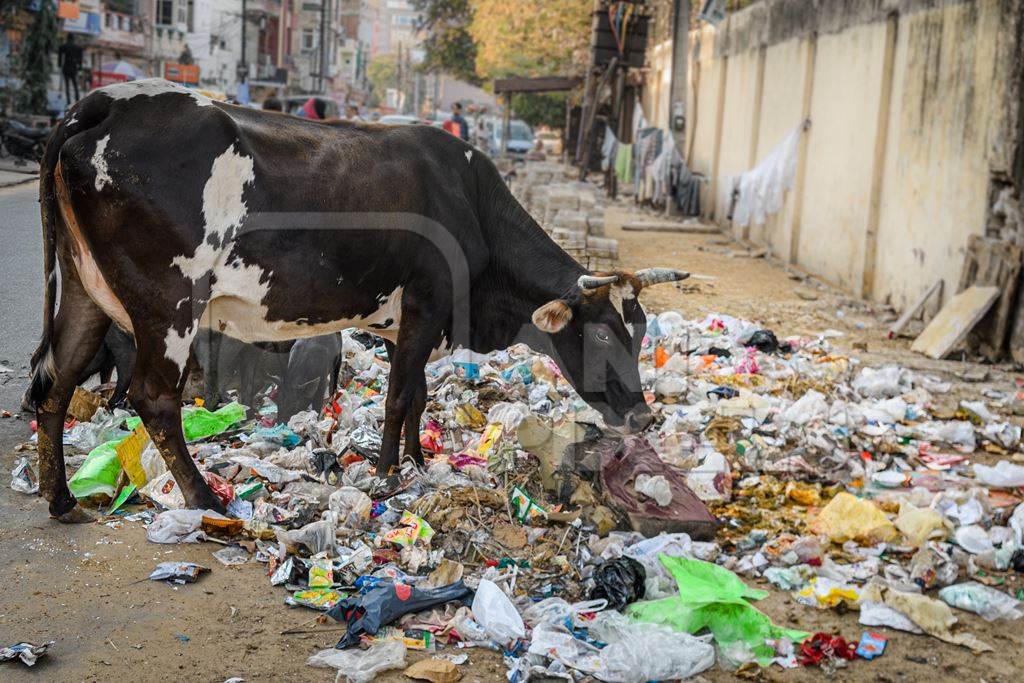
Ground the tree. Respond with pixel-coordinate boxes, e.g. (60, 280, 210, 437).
(468, 0, 591, 80)
(17, 0, 59, 114)
(412, 0, 479, 85)
(512, 91, 567, 130)
(366, 54, 397, 107)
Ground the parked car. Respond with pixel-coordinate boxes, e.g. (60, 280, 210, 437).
(378, 114, 426, 125)
(491, 119, 534, 157)
(535, 129, 563, 156)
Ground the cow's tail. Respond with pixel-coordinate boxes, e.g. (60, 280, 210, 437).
(27, 96, 109, 408)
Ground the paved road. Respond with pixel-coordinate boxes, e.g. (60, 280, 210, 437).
(0, 182, 42, 447)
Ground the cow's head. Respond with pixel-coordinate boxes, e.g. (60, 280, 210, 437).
(531, 268, 689, 433)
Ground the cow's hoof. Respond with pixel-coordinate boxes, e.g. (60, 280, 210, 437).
(52, 506, 96, 524)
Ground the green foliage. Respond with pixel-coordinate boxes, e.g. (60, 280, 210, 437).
(411, 0, 479, 85)
(512, 92, 566, 129)
(17, 0, 59, 114)
(366, 54, 397, 107)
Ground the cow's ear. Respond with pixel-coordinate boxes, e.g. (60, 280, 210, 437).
(532, 300, 573, 333)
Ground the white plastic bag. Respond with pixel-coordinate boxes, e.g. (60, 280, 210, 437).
(588, 610, 715, 682)
(974, 460, 1024, 488)
(147, 509, 226, 544)
(471, 579, 525, 645)
(634, 474, 672, 506)
(938, 582, 1023, 621)
(955, 525, 994, 554)
(307, 641, 406, 683)
(274, 518, 336, 555)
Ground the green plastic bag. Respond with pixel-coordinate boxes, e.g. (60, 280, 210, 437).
(68, 440, 124, 498)
(181, 402, 247, 442)
(629, 555, 809, 663)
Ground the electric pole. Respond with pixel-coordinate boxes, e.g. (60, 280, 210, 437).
(239, 0, 248, 84)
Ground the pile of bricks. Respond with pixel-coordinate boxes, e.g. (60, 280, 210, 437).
(512, 161, 618, 272)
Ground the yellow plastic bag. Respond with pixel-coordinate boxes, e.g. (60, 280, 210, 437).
(895, 503, 952, 547)
(810, 492, 898, 544)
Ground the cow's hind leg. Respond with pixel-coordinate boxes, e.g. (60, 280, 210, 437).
(34, 282, 110, 522)
(129, 337, 224, 512)
(382, 340, 427, 469)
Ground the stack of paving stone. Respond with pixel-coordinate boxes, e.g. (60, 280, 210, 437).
(513, 161, 618, 272)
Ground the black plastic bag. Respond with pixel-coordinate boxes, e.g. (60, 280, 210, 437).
(327, 580, 473, 648)
(589, 556, 646, 611)
(744, 329, 780, 354)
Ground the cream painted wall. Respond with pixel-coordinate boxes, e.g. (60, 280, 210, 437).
(680, 0, 1017, 303)
(872, 0, 1011, 309)
(715, 48, 762, 230)
(749, 36, 805, 257)
(797, 22, 887, 292)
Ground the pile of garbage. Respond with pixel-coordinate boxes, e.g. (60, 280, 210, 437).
(11, 310, 1024, 679)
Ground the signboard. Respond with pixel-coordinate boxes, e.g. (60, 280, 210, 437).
(91, 71, 129, 89)
(164, 63, 200, 85)
(64, 10, 102, 36)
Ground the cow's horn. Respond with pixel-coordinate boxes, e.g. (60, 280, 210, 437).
(577, 274, 619, 290)
(636, 268, 690, 288)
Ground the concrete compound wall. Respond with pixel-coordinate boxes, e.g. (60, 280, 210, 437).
(681, 0, 1023, 309)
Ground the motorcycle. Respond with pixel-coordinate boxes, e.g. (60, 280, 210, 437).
(0, 117, 51, 163)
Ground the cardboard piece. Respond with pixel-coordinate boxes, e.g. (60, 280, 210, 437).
(68, 386, 105, 422)
(911, 286, 999, 359)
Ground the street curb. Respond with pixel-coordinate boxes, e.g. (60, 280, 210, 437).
(0, 175, 39, 189)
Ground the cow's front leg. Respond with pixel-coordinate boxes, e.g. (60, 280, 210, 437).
(377, 318, 439, 477)
(130, 336, 224, 512)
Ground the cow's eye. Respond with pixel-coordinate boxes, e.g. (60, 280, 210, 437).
(595, 329, 610, 343)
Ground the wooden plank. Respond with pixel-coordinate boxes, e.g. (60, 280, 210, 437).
(958, 235, 1022, 360)
(622, 221, 720, 234)
(493, 76, 581, 94)
(911, 286, 1000, 359)
(888, 280, 943, 338)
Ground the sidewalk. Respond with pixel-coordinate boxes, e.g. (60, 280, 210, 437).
(0, 157, 39, 188)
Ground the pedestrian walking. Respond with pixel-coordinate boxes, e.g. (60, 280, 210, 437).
(58, 34, 84, 106)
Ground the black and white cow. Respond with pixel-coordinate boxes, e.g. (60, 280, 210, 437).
(28, 79, 687, 521)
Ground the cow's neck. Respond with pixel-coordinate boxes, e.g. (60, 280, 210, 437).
(469, 200, 585, 352)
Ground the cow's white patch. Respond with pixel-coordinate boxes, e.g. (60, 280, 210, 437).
(163, 323, 197, 375)
(172, 144, 256, 282)
(465, 150, 472, 163)
(91, 134, 112, 191)
(99, 78, 213, 107)
(609, 283, 637, 338)
(65, 112, 78, 126)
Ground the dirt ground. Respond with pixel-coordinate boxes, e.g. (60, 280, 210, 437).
(1, 203, 1022, 682)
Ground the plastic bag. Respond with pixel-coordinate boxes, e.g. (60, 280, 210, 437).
(588, 610, 715, 682)
(810, 492, 898, 544)
(10, 457, 38, 495)
(148, 561, 209, 584)
(307, 641, 407, 683)
(147, 508, 226, 544)
(328, 487, 372, 526)
(895, 503, 951, 547)
(275, 518, 336, 556)
(68, 440, 123, 498)
(471, 579, 525, 646)
(181, 401, 247, 441)
(938, 582, 1023, 621)
(776, 390, 827, 427)
(973, 460, 1024, 488)
(851, 365, 907, 398)
(328, 580, 472, 649)
(634, 474, 672, 506)
(628, 555, 808, 664)
(589, 557, 647, 611)
(955, 525, 994, 554)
